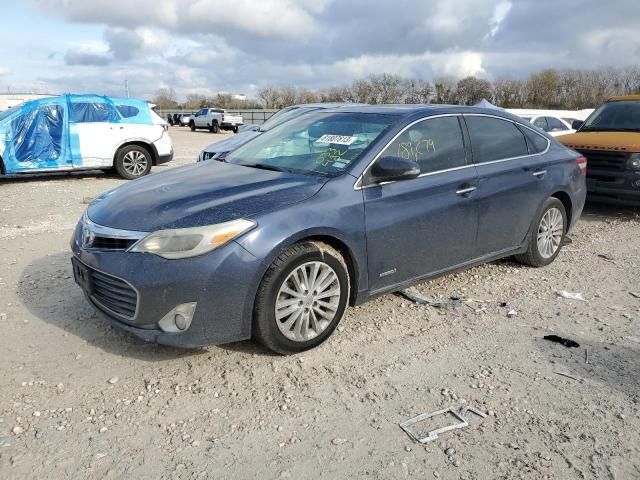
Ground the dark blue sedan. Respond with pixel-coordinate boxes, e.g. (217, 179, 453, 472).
(71, 105, 587, 354)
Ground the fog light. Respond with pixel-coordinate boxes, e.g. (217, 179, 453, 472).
(158, 302, 197, 333)
(174, 313, 188, 331)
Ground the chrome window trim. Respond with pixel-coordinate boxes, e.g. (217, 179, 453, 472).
(353, 112, 550, 190)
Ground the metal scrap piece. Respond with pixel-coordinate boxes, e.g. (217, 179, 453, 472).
(400, 404, 487, 444)
(398, 288, 464, 308)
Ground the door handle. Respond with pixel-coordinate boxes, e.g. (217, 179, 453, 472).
(533, 170, 547, 178)
(456, 186, 477, 196)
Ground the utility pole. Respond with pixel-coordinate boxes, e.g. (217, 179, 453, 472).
(125, 79, 130, 98)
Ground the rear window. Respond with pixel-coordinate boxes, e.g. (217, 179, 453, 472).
(466, 116, 528, 163)
(116, 105, 140, 118)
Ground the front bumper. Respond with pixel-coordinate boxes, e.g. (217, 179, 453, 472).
(70, 223, 262, 347)
(586, 170, 640, 205)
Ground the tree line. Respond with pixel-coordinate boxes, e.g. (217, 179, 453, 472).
(153, 66, 640, 111)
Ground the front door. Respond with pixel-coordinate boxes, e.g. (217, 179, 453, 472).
(363, 115, 479, 293)
(5, 99, 70, 172)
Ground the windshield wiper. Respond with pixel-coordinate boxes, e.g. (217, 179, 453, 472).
(241, 163, 288, 173)
(581, 127, 639, 132)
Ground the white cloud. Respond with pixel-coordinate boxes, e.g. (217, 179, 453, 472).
(0, 67, 10, 76)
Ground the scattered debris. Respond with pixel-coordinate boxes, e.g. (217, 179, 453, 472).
(597, 253, 615, 262)
(81, 196, 94, 204)
(630, 292, 640, 299)
(556, 290, 586, 301)
(398, 288, 463, 308)
(544, 335, 580, 348)
(507, 309, 518, 317)
(108, 377, 119, 385)
(585, 348, 589, 364)
(400, 404, 487, 444)
(554, 371, 583, 382)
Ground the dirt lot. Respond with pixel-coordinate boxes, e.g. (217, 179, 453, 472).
(1, 127, 639, 479)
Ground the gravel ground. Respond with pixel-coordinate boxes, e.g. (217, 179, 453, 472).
(1, 127, 639, 479)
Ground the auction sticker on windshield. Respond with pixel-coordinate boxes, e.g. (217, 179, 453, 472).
(315, 135, 357, 146)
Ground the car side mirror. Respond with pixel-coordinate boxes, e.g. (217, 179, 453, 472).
(571, 120, 583, 130)
(369, 156, 420, 184)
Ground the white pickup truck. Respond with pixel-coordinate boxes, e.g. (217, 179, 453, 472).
(189, 108, 243, 133)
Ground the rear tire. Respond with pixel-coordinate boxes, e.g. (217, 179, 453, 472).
(253, 241, 350, 354)
(114, 145, 152, 180)
(210, 122, 220, 134)
(189, 121, 196, 132)
(515, 197, 566, 267)
(232, 126, 239, 134)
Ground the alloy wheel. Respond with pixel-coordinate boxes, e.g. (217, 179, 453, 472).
(275, 261, 341, 342)
(537, 207, 563, 259)
(122, 150, 148, 177)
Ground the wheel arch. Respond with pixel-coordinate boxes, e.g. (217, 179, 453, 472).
(249, 229, 362, 308)
(550, 190, 573, 227)
(113, 140, 159, 166)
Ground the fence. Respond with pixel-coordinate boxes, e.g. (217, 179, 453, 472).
(155, 109, 278, 125)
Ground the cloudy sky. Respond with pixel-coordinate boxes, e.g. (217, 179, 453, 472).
(0, 0, 638, 101)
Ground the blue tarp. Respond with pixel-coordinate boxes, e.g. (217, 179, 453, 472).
(0, 94, 154, 173)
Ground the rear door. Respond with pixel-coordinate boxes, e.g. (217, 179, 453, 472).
(363, 115, 479, 293)
(465, 115, 551, 257)
(68, 99, 122, 168)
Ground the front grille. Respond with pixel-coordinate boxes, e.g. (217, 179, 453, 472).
(90, 236, 138, 251)
(91, 269, 138, 319)
(576, 149, 628, 172)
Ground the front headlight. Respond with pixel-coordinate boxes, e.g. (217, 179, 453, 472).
(130, 219, 256, 259)
(628, 153, 640, 171)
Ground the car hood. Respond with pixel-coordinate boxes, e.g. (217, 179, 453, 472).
(87, 162, 327, 231)
(557, 131, 640, 152)
(202, 130, 262, 154)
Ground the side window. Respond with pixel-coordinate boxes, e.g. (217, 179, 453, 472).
(532, 117, 549, 131)
(518, 125, 549, 154)
(466, 116, 529, 163)
(70, 102, 119, 123)
(547, 117, 567, 131)
(11, 104, 65, 163)
(379, 116, 466, 174)
(116, 105, 139, 118)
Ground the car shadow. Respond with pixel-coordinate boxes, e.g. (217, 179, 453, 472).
(533, 333, 640, 400)
(579, 200, 640, 224)
(0, 169, 115, 184)
(18, 252, 208, 361)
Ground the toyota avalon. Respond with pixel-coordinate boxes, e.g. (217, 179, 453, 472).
(71, 105, 586, 354)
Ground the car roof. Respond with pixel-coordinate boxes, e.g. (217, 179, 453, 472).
(607, 94, 640, 102)
(318, 103, 525, 121)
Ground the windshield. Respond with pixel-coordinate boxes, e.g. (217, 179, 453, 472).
(260, 106, 318, 131)
(226, 111, 396, 176)
(581, 101, 640, 132)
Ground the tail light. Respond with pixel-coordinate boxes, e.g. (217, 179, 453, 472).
(576, 156, 587, 176)
(221, 114, 225, 122)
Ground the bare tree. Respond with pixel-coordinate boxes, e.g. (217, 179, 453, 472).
(493, 78, 526, 108)
(152, 87, 178, 109)
(433, 77, 458, 104)
(455, 76, 492, 105)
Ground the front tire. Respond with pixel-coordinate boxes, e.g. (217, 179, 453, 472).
(253, 241, 350, 354)
(114, 145, 152, 180)
(189, 121, 196, 132)
(210, 122, 220, 134)
(515, 197, 566, 267)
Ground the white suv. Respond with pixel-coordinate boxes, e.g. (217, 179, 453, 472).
(0, 94, 173, 179)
